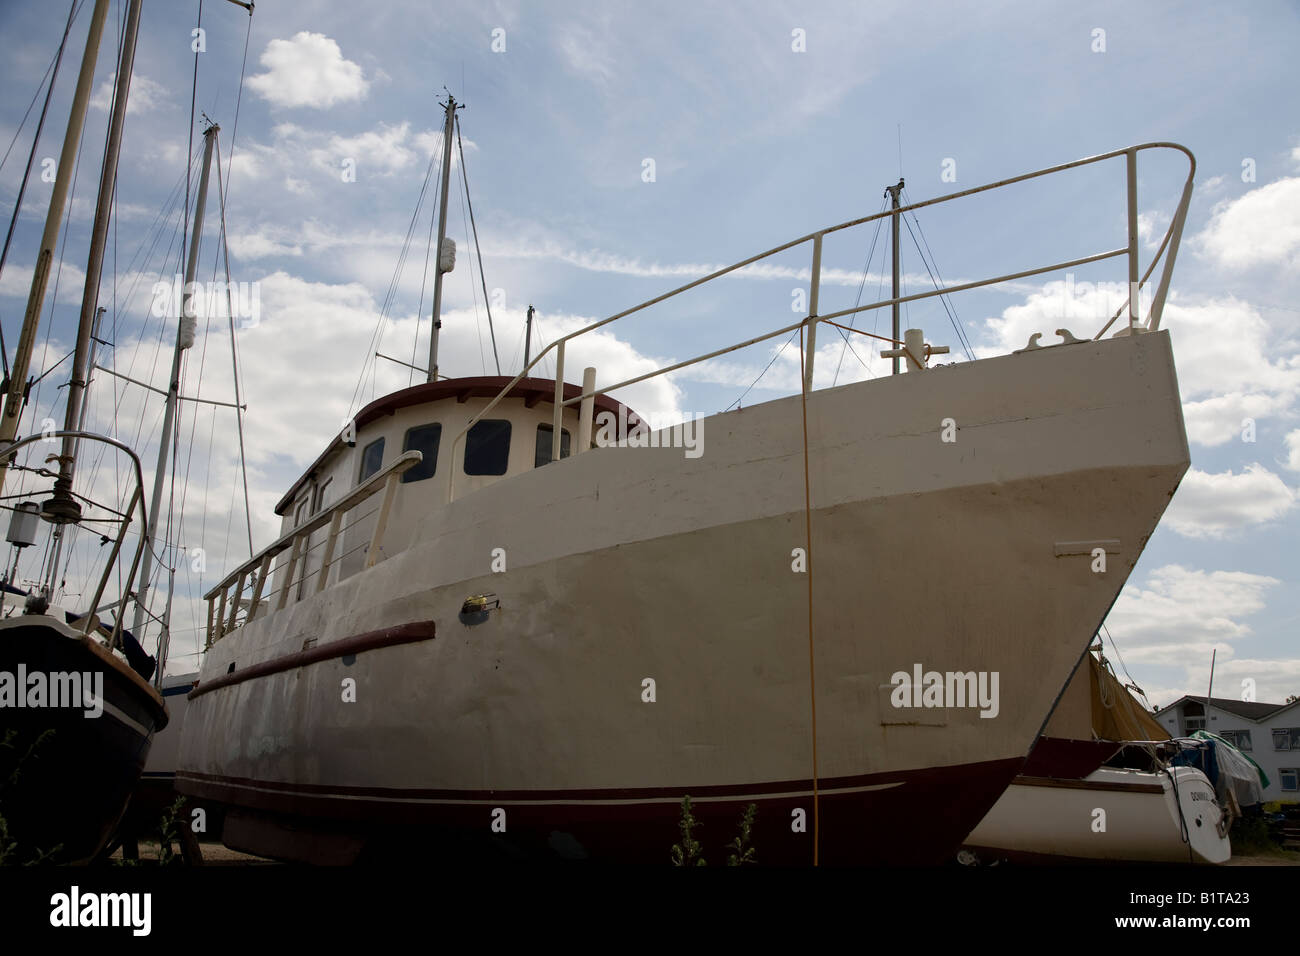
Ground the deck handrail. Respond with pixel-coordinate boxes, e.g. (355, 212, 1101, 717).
(202, 450, 421, 645)
(444, 142, 1195, 503)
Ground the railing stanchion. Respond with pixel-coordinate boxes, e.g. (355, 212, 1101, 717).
(227, 570, 246, 632)
(1149, 172, 1194, 331)
(804, 233, 823, 392)
(366, 473, 401, 569)
(578, 366, 597, 453)
(248, 552, 273, 621)
(552, 340, 565, 462)
(277, 535, 302, 610)
(1126, 149, 1139, 331)
(317, 510, 344, 592)
(214, 586, 229, 642)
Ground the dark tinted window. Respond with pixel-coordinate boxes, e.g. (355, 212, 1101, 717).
(535, 424, 571, 467)
(465, 420, 511, 475)
(402, 424, 441, 483)
(359, 437, 385, 483)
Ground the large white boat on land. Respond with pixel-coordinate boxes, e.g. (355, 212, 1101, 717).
(176, 103, 1197, 864)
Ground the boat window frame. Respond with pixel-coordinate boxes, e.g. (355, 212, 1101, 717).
(464, 419, 512, 476)
(534, 423, 572, 468)
(401, 423, 442, 483)
(358, 436, 386, 484)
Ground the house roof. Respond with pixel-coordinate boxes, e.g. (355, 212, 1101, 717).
(1155, 695, 1294, 723)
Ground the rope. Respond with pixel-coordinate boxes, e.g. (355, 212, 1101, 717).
(455, 114, 500, 375)
(798, 322, 820, 865)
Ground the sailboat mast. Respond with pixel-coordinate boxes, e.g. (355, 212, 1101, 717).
(0, 0, 112, 495)
(55, 0, 143, 503)
(426, 94, 458, 383)
(886, 178, 904, 375)
(131, 123, 219, 639)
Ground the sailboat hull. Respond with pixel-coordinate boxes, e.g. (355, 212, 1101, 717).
(178, 331, 1189, 864)
(0, 616, 167, 864)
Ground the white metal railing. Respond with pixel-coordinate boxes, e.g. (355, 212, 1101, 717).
(444, 143, 1195, 502)
(203, 450, 421, 646)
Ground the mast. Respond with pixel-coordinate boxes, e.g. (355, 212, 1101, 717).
(46, 0, 144, 530)
(524, 304, 534, 370)
(0, 0, 113, 495)
(886, 178, 904, 375)
(131, 123, 219, 639)
(426, 94, 458, 382)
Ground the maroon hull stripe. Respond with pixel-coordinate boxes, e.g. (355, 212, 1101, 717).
(180, 758, 1022, 865)
(177, 755, 1019, 805)
(188, 620, 436, 700)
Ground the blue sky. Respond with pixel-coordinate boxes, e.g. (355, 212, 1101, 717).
(1, 0, 1297, 707)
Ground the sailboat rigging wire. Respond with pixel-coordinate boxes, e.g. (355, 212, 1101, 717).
(901, 189, 975, 360)
(349, 147, 440, 418)
(218, 0, 254, 214)
(455, 114, 501, 375)
(0, 0, 82, 382)
(411, 150, 442, 387)
(456, 166, 487, 375)
(833, 196, 888, 387)
(214, 137, 254, 554)
(721, 330, 798, 413)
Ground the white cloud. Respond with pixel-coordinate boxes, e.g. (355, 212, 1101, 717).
(1194, 175, 1300, 270)
(1285, 429, 1300, 471)
(246, 33, 369, 109)
(1164, 464, 1295, 538)
(1109, 564, 1279, 651)
(89, 73, 168, 114)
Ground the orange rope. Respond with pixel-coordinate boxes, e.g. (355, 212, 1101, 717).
(798, 322, 820, 865)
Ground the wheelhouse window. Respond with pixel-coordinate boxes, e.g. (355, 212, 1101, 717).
(293, 495, 310, 529)
(359, 437, 385, 483)
(535, 424, 571, 467)
(312, 477, 333, 515)
(465, 420, 511, 475)
(402, 424, 441, 483)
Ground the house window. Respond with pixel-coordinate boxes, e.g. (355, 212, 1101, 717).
(1185, 717, 1206, 732)
(359, 437, 385, 483)
(535, 424, 571, 467)
(402, 424, 441, 483)
(465, 420, 511, 476)
(1281, 769, 1298, 792)
(1220, 730, 1252, 751)
(1274, 728, 1300, 750)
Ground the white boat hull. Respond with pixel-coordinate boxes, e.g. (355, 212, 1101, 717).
(964, 765, 1231, 864)
(178, 331, 1189, 863)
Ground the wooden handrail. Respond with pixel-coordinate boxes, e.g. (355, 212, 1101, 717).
(204, 450, 422, 602)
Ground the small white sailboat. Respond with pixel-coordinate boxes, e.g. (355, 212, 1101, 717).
(962, 651, 1231, 864)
